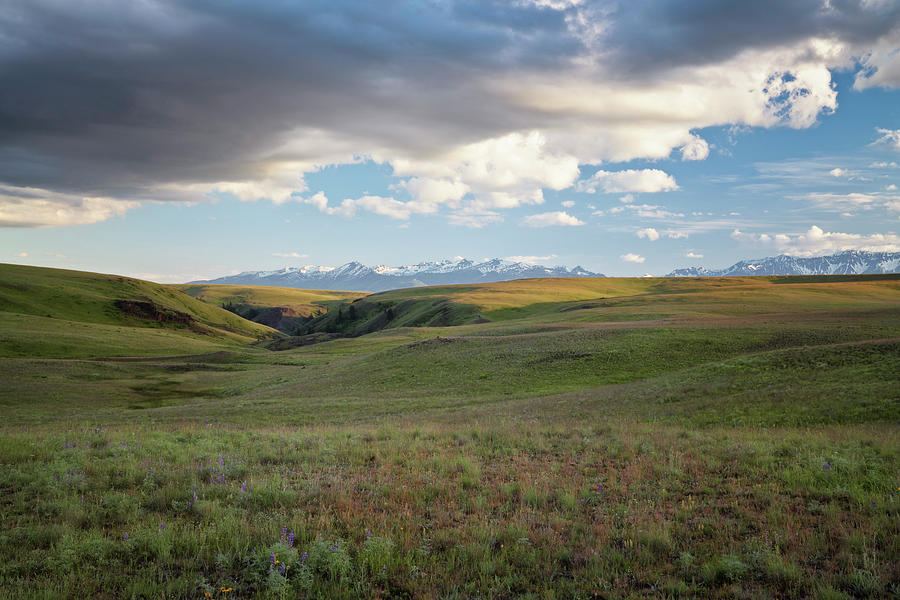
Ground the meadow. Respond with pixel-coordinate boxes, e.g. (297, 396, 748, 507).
(0, 265, 898, 599)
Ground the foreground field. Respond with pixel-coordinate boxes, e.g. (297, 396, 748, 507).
(0, 268, 898, 598)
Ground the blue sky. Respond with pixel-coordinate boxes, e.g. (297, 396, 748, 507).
(1, 1, 899, 280)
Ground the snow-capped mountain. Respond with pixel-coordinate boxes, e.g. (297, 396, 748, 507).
(667, 251, 900, 277)
(191, 258, 603, 292)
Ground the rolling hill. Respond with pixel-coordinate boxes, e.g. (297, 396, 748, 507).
(286, 273, 900, 338)
(0, 263, 280, 358)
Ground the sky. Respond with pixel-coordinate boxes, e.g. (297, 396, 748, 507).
(1, 0, 900, 281)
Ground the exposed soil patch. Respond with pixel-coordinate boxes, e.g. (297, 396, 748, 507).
(114, 299, 193, 326)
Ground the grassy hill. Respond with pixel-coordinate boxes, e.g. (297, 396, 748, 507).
(0, 263, 279, 358)
(292, 273, 900, 336)
(174, 283, 367, 333)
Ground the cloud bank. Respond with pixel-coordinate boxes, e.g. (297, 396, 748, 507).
(1, 0, 899, 226)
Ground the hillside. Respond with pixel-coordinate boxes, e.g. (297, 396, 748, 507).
(289, 273, 900, 339)
(0, 263, 280, 358)
(174, 284, 368, 333)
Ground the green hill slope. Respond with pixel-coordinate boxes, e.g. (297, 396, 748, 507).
(292, 274, 900, 337)
(174, 284, 367, 333)
(0, 263, 279, 358)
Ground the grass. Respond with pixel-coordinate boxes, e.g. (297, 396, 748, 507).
(0, 266, 898, 598)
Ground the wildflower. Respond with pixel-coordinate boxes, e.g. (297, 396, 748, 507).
(123, 533, 129, 541)
(301, 551, 308, 564)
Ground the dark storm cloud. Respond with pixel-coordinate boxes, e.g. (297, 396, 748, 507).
(601, 0, 900, 75)
(0, 0, 897, 203)
(0, 0, 572, 196)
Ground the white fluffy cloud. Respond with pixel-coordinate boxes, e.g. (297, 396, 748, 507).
(685, 251, 704, 259)
(680, 135, 710, 161)
(620, 253, 646, 263)
(300, 192, 419, 220)
(636, 227, 660, 241)
(577, 169, 678, 194)
(829, 168, 847, 177)
(522, 211, 585, 227)
(731, 225, 900, 256)
(0, 184, 138, 227)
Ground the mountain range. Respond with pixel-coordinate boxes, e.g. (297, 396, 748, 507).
(667, 250, 900, 277)
(190, 251, 900, 292)
(191, 258, 602, 292)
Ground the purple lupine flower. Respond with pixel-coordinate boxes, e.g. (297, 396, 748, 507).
(123, 533, 129, 541)
(301, 552, 308, 564)
(288, 532, 294, 548)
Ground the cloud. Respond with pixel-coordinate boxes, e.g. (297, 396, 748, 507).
(272, 252, 309, 259)
(522, 211, 585, 227)
(300, 191, 357, 218)
(1, 1, 897, 226)
(620, 253, 645, 263)
(577, 169, 678, 194)
(680, 135, 710, 161)
(874, 128, 900, 151)
(888, 184, 898, 191)
(0, 184, 137, 227)
(636, 227, 660, 241)
(354, 195, 416, 220)
(829, 167, 847, 177)
(446, 213, 503, 228)
(14, 252, 27, 257)
(802, 191, 900, 213)
(561, 200, 575, 208)
(505, 254, 559, 263)
(301, 191, 422, 220)
(665, 230, 689, 239)
(685, 251, 703, 258)
(854, 29, 900, 90)
(731, 225, 900, 256)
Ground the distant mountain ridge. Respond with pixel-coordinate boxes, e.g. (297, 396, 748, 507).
(191, 258, 603, 292)
(667, 251, 900, 277)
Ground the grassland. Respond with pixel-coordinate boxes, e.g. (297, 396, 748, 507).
(0, 267, 898, 599)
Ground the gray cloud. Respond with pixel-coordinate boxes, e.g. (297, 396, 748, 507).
(599, 0, 900, 75)
(1, 0, 898, 225)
